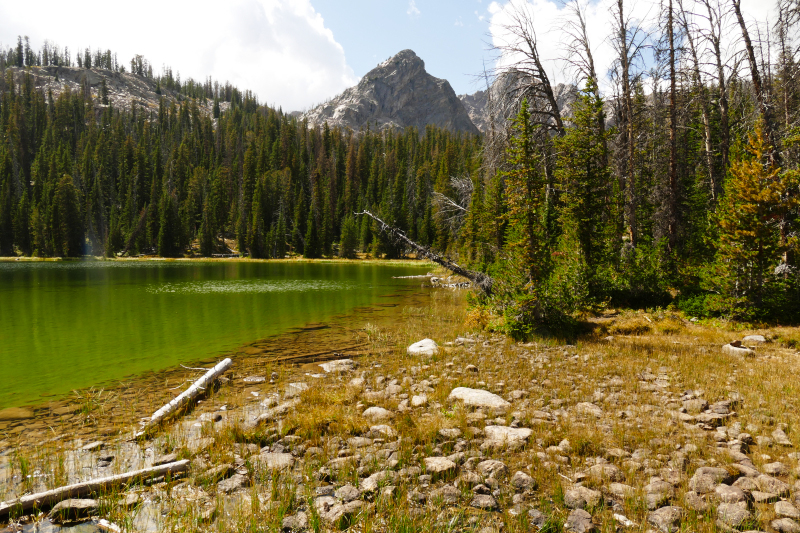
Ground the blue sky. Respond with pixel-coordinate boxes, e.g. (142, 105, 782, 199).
(311, 0, 494, 96)
(0, 0, 779, 110)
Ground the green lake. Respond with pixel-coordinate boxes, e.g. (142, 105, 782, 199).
(0, 260, 429, 410)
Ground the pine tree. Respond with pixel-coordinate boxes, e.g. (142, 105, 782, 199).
(502, 99, 550, 288)
(304, 206, 321, 258)
(709, 123, 799, 317)
(554, 79, 612, 300)
(157, 189, 181, 257)
(53, 175, 84, 257)
(339, 215, 358, 259)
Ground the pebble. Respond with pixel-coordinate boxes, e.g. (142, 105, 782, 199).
(49, 499, 98, 523)
(470, 494, 498, 511)
(565, 509, 595, 533)
(647, 506, 684, 533)
(564, 486, 602, 510)
(717, 502, 752, 528)
(362, 406, 394, 422)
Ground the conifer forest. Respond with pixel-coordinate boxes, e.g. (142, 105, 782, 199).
(1, 0, 799, 329)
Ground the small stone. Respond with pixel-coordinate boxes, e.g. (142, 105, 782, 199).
(644, 480, 675, 510)
(528, 508, 547, 529)
(764, 462, 789, 476)
(742, 335, 766, 344)
(362, 406, 394, 422)
(722, 343, 755, 356)
(408, 489, 427, 505)
(335, 484, 361, 502)
(430, 485, 461, 505)
(360, 471, 395, 494)
(411, 394, 428, 407)
(608, 483, 636, 500)
(772, 519, 800, 533)
(465, 364, 479, 373)
(424, 457, 458, 479)
(476, 459, 508, 479)
(647, 506, 684, 533)
(752, 491, 779, 503)
(684, 491, 708, 512)
(456, 471, 482, 488)
(408, 339, 439, 356)
(49, 499, 98, 523)
(511, 471, 536, 491)
(715, 484, 747, 504)
(199, 463, 234, 483)
(217, 473, 249, 493)
(285, 382, 309, 398)
(565, 509, 595, 533)
(81, 441, 105, 451)
(717, 502, 752, 528)
(565, 486, 602, 510)
(439, 428, 462, 439)
(367, 425, 396, 439)
(575, 402, 603, 418)
(483, 425, 533, 450)
(282, 511, 309, 531)
(256, 453, 295, 471)
(242, 375, 266, 384)
(773, 429, 793, 447)
(776, 501, 800, 520)
(448, 387, 511, 414)
(756, 474, 789, 496)
(319, 359, 355, 373)
(589, 463, 625, 482)
(470, 494, 499, 510)
(689, 475, 721, 493)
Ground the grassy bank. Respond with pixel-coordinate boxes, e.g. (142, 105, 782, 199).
(1, 295, 799, 533)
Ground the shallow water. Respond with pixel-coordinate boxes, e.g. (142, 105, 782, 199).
(0, 260, 428, 409)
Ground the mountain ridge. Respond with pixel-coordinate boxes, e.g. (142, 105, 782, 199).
(302, 50, 479, 134)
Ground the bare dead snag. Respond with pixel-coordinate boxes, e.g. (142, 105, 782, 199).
(136, 358, 232, 438)
(0, 460, 190, 517)
(356, 211, 493, 295)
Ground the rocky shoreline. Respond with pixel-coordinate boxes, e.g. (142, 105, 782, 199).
(1, 312, 799, 533)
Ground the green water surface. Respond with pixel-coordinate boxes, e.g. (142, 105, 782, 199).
(0, 260, 428, 409)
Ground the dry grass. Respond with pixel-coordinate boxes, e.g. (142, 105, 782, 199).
(2, 290, 800, 532)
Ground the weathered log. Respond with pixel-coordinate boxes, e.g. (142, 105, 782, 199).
(0, 460, 189, 517)
(356, 210, 493, 295)
(137, 358, 232, 437)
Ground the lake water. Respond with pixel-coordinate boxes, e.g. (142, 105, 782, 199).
(0, 260, 429, 409)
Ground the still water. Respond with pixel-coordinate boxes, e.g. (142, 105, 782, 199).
(0, 260, 428, 409)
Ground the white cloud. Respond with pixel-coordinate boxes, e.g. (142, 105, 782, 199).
(407, 0, 421, 17)
(488, 0, 782, 96)
(455, 17, 465, 26)
(0, 0, 357, 111)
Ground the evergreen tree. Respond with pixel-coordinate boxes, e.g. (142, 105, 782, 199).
(157, 189, 181, 257)
(53, 175, 84, 257)
(707, 123, 799, 317)
(339, 215, 358, 259)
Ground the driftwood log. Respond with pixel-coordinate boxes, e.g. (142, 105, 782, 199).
(0, 460, 190, 517)
(356, 210, 494, 295)
(137, 358, 232, 437)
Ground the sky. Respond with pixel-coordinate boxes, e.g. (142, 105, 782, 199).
(0, 0, 779, 111)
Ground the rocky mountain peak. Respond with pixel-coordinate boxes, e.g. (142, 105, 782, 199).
(302, 50, 478, 134)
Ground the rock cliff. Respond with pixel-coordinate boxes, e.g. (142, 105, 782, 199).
(4, 65, 226, 117)
(302, 50, 478, 134)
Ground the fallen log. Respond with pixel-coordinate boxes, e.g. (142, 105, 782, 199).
(356, 210, 493, 295)
(137, 358, 232, 437)
(0, 460, 189, 518)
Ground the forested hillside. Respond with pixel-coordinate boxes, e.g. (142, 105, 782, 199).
(0, 39, 480, 262)
(1, 0, 800, 329)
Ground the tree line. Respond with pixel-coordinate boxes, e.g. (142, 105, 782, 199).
(1, 2, 800, 327)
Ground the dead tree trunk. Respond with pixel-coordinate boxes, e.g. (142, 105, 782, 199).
(356, 211, 493, 295)
(136, 358, 232, 438)
(0, 460, 190, 517)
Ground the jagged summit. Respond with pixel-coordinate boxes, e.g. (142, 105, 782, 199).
(302, 50, 479, 134)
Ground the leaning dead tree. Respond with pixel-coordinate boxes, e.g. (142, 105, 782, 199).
(355, 211, 493, 295)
